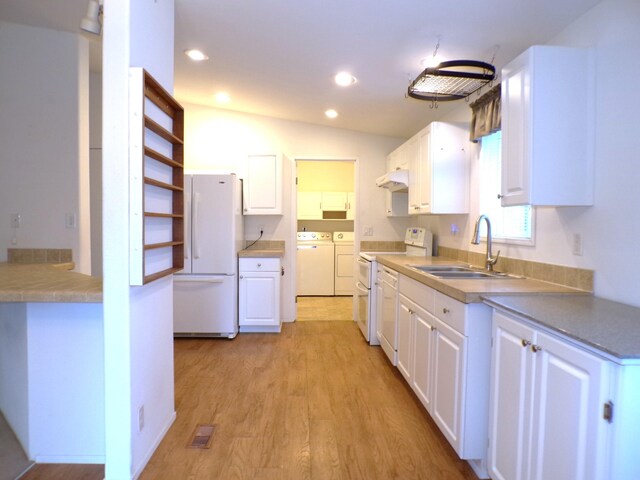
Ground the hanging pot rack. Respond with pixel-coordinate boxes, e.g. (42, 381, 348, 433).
(407, 60, 496, 102)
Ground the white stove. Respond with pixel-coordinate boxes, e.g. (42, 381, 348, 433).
(355, 228, 433, 349)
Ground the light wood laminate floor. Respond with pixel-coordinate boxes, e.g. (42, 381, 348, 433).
(296, 296, 353, 321)
(141, 321, 477, 480)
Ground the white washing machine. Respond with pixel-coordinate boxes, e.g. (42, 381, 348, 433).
(333, 231, 354, 295)
(296, 231, 335, 296)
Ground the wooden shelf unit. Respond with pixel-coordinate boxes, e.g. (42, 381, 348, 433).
(129, 68, 185, 285)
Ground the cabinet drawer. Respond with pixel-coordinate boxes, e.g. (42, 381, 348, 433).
(239, 257, 280, 272)
(434, 291, 467, 334)
(399, 274, 435, 314)
(380, 267, 398, 287)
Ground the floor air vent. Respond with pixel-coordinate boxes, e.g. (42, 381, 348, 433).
(187, 424, 215, 449)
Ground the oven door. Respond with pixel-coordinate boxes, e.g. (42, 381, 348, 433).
(355, 280, 369, 342)
(357, 256, 371, 288)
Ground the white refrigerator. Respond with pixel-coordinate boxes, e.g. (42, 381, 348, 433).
(173, 174, 244, 338)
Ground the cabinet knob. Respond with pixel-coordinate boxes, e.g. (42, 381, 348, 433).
(281, 266, 285, 276)
(531, 344, 542, 353)
(442, 308, 450, 314)
(244, 208, 248, 212)
(239, 275, 244, 279)
(521, 339, 531, 347)
(497, 194, 504, 199)
(257, 263, 262, 267)
(430, 325, 436, 332)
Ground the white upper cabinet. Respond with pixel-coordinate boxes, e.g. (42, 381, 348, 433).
(501, 46, 595, 206)
(408, 122, 469, 215)
(243, 154, 283, 215)
(321, 192, 348, 211)
(297, 191, 322, 219)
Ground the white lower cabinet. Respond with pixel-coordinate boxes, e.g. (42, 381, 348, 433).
(239, 258, 281, 332)
(489, 309, 612, 480)
(397, 274, 492, 470)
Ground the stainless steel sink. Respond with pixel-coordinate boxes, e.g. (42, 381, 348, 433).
(409, 265, 473, 273)
(409, 264, 523, 279)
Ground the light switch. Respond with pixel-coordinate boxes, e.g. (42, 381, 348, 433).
(65, 213, 77, 229)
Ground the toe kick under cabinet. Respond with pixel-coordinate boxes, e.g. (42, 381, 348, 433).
(396, 274, 492, 475)
(239, 258, 281, 333)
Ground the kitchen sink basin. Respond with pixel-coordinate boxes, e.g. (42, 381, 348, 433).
(410, 265, 473, 273)
(409, 264, 523, 280)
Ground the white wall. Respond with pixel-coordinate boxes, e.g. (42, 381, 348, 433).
(182, 103, 407, 321)
(0, 22, 91, 273)
(428, 0, 640, 306)
(102, 0, 176, 478)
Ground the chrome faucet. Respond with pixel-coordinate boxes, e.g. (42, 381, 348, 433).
(471, 214, 500, 271)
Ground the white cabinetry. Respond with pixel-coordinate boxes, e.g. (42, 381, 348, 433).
(346, 192, 356, 220)
(243, 154, 283, 215)
(297, 191, 322, 219)
(488, 309, 611, 480)
(378, 267, 399, 365)
(500, 46, 594, 206)
(397, 274, 492, 464)
(239, 258, 281, 332)
(321, 192, 348, 211)
(408, 122, 469, 215)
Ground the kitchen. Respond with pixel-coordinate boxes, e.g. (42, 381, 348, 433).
(1, 0, 640, 479)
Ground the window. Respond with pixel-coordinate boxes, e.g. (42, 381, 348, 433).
(478, 131, 534, 244)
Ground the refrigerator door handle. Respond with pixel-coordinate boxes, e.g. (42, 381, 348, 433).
(185, 195, 191, 260)
(193, 192, 201, 259)
(175, 277, 225, 284)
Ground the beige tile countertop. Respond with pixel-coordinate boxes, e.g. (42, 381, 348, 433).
(376, 255, 589, 304)
(238, 248, 285, 258)
(0, 263, 103, 303)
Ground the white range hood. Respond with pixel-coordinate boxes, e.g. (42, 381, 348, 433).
(375, 169, 409, 192)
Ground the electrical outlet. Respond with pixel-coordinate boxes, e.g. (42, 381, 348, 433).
(10, 213, 20, 228)
(65, 213, 77, 229)
(572, 233, 583, 256)
(138, 405, 144, 432)
(362, 226, 373, 236)
(450, 223, 459, 236)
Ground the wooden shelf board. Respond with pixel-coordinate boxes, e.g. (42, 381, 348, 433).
(144, 267, 184, 284)
(144, 177, 184, 192)
(145, 146, 183, 169)
(144, 241, 184, 251)
(144, 212, 184, 219)
(144, 115, 184, 145)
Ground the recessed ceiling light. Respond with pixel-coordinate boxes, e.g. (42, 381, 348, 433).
(215, 92, 231, 104)
(334, 72, 357, 87)
(184, 49, 209, 61)
(325, 109, 338, 119)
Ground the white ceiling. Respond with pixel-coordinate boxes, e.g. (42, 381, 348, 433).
(1, 0, 601, 138)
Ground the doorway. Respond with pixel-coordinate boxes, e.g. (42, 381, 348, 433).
(294, 159, 356, 321)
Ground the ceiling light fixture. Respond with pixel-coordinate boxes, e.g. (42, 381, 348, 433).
(80, 0, 103, 35)
(215, 92, 231, 104)
(325, 109, 338, 119)
(334, 72, 357, 87)
(184, 49, 209, 61)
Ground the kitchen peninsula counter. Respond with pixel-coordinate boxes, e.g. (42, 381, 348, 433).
(0, 262, 102, 303)
(375, 254, 589, 304)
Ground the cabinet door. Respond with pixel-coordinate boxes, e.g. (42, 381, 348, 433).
(431, 317, 467, 456)
(415, 126, 432, 213)
(321, 192, 347, 211)
(501, 55, 531, 206)
(244, 154, 283, 215)
(488, 311, 536, 480)
(297, 191, 322, 219)
(412, 305, 436, 413)
(375, 269, 384, 341)
(406, 136, 421, 214)
(239, 270, 279, 326)
(380, 274, 398, 365)
(397, 295, 414, 382)
(346, 192, 355, 219)
(529, 331, 611, 480)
